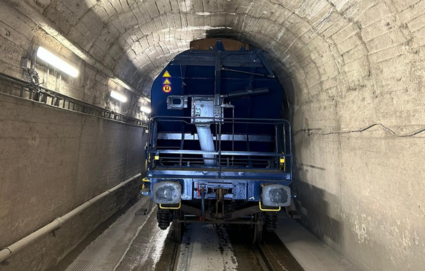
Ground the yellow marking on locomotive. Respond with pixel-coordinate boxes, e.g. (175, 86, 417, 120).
(163, 78, 171, 85)
(159, 202, 181, 209)
(163, 85, 172, 93)
(280, 153, 286, 171)
(259, 201, 281, 212)
(163, 70, 171, 77)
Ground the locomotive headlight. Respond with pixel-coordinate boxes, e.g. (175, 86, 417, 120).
(153, 181, 182, 204)
(261, 184, 291, 207)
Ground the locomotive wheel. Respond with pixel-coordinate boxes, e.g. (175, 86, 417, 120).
(173, 211, 183, 242)
(252, 213, 264, 244)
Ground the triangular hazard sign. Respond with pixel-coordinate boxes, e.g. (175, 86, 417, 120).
(163, 70, 171, 77)
(163, 78, 171, 85)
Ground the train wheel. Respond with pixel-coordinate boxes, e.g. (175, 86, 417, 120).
(173, 211, 183, 242)
(252, 213, 264, 244)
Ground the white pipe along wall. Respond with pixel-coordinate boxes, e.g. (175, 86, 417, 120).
(0, 173, 142, 263)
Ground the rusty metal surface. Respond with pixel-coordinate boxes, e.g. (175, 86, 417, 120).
(190, 38, 250, 51)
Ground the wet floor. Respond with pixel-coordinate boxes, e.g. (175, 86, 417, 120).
(175, 224, 238, 271)
(55, 198, 303, 271)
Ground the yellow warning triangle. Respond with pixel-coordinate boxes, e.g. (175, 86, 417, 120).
(163, 78, 171, 85)
(163, 70, 171, 77)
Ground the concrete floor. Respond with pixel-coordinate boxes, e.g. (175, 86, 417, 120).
(54, 198, 360, 271)
(276, 215, 359, 271)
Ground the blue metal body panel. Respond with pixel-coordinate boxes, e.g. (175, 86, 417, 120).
(146, 40, 292, 205)
(147, 169, 292, 202)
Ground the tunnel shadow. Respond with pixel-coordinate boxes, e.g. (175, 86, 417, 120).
(291, 175, 343, 245)
(289, 101, 343, 245)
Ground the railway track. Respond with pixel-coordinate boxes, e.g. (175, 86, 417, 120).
(253, 243, 276, 271)
(168, 223, 304, 271)
(56, 204, 303, 271)
(253, 232, 304, 271)
(169, 232, 181, 271)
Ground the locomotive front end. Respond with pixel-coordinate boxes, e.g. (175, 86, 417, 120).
(143, 38, 296, 243)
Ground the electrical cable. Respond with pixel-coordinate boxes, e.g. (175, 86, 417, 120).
(300, 123, 425, 138)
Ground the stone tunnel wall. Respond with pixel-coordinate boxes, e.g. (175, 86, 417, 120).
(0, 2, 148, 270)
(0, 1, 149, 120)
(1, 0, 425, 270)
(0, 94, 147, 271)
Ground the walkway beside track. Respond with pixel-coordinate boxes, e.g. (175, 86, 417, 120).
(52, 198, 359, 271)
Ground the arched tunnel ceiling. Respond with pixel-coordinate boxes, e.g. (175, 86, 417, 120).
(25, 0, 421, 103)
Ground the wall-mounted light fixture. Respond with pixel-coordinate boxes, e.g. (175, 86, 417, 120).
(37, 47, 79, 77)
(112, 78, 150, 102)
(110, 91, 127, 103)
(113, 78, 133, 91)
(140, 105, 151, 114)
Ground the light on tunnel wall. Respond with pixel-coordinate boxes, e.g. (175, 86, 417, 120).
(113, 78, 133, 91)
(37, 47, 79, 77)
(144, 97, 151, 103)
(110, 91, 127, 103)
(140, 105, 151, 114)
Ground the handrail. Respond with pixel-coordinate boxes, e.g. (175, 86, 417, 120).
(148, 115, 292, 176)
(150, 149, 290, 157)
(151, 115, 291, 125)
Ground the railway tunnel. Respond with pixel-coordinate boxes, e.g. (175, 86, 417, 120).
(0, 0, 424, 271)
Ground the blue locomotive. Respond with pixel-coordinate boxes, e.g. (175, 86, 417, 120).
(144, 38, 294, 243)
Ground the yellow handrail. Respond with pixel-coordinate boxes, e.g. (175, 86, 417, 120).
(159, 202, 181, 210)
(259, 201, 281, 212)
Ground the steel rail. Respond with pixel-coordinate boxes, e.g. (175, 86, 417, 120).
(169, 225, 181, 271)
(253, 244, 276, 271)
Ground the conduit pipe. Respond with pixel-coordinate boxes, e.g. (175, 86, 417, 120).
(0, 173, 142, 263)
(196, 125, 216, 166)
